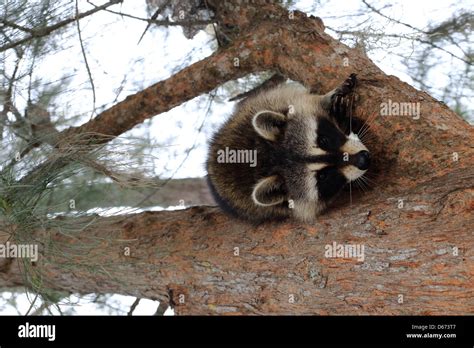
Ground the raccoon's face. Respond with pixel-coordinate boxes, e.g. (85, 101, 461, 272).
(251, 108, 370, 222)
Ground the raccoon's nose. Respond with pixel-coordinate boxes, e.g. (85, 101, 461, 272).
(354, 150, 370, 170)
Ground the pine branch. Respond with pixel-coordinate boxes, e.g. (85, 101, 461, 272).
(0, 0, 123, 53)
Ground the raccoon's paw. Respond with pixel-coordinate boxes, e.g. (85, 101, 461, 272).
(334, 73, 357, 97)
(330, 73, 357, 117)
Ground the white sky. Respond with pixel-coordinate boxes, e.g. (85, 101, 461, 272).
(0, 291, 175, 315)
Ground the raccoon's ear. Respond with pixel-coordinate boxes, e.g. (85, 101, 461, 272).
(252, 175, 287, 207)
(252, 110, 286, 141)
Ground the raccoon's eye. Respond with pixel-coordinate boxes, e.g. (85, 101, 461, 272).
(317, 171, 327, 182)
(318, 136, 329, 148)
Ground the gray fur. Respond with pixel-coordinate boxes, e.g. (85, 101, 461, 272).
(206, 76, 369, 223)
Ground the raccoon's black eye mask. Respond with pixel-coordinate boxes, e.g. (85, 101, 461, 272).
(317, 118, 346, 151)
(316, 166, 347, 201)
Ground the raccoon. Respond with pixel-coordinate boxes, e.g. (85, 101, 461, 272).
(206, 74, 370, 223)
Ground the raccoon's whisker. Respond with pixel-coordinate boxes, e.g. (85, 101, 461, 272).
(358, 120, 370, 133)
(362, 173, 376, 183)
(359, 111, 378, 137)
(360, 130, 374, 139)
(358, 116, 371, 138)
(349, 178, 353, 206)
(359, 130, 376, 143)
(357, 126, 366, 138)
(356, 178, 365, 189)
(358, 124, 375, 142)
(358, 123, 372, 140)
(349, 93, 354, 135)
(358, 179, 369, 193)
(367, 111, 379, 125)
(361, 171, 376, 181)
(364, 178, 376, 188)
(359, 175, 374, 189)
(359, 175, 371, 188)
(360, 134, 376, 145)
(354, 178, 367, 193)
(353, 176, 362, 188)
(357, 176, 367, 188)
(364, 171, 377, 179)
(359, 131, 371, 144)
(353, 178, 360, 189)
(358, 126, 370, 139)
(363, 173, 378, 186)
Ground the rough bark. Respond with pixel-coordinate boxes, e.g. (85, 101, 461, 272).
(1, 1, 472, 315)
(1, 169, 472, 314)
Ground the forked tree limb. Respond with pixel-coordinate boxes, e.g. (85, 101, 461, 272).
(1, 2, 472, 315)
(1, 167, 472, 314)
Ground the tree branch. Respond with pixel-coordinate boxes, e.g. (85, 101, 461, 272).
(55, 27, 274, 146)
(17, 21, 274, 186)
(75, 0, 96, 120)
(127, 297, 141, 316)
(137, 0, 172, 44)
(360, 0, 472, 65)
(1, 1, 472, 316)
(1, 167, 472, 314)
(86, 1, 214, 27)
(0, 0, 123, 53)
(0, 19, 35, 34)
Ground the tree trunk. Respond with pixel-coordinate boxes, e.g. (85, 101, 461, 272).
(1, 1, 472, 315)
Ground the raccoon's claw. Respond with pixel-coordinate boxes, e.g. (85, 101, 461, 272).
(331, 94, 353, 117)
(329, 74, 357, 125)
(320, 73, 357, 122)
(331, 95, 353, 121)
(334, 73, 357, 97)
